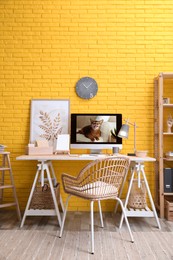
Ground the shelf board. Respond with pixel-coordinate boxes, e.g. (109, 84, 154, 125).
(164, 158, 173, 161)
(160, 72, 173, 79)
(164, 193, 173, 196)
(163, 132, 173, 135)
(125, 207, 154, 217)
(163, 104, 173, 107)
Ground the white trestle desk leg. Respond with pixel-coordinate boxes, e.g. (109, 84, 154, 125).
(119, 162, 161, 230)
(119, 168, 135, 229)
(20, 167, 40, 228)
(137, 164, 141, 188)
(21, 161, 62, 228)
(48, 161, 64, 213)
(45, 163, 62, 227)
(114, 166, 129, 214)
(141, 165, 161, 229)
(41, 161, 44, 187)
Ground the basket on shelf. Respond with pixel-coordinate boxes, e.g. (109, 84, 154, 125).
(30, 183, 60, 210)
(128, 179, 147, 209)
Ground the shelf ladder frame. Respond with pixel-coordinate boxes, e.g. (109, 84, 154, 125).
(0, 152, 21, 221)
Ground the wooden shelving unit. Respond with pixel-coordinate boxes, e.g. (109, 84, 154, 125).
(154, 72, 173, 218)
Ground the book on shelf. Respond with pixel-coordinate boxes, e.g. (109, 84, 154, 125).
(0, 144, 6, 152)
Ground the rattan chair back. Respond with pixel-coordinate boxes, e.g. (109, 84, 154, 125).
(62, 156, 130, 200)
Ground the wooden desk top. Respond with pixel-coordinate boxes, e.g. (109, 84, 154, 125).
(16, 154, 156, 163)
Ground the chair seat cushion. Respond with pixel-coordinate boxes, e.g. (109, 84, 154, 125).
(65, 181, 118, 200)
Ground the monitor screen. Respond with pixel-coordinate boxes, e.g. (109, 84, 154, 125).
(71, 113, 122, 151)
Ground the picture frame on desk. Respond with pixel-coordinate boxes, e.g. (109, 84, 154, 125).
(54, 134, 70, 154)
(30, 99, 70, 149)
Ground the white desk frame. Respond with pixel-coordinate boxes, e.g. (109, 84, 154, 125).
(17, 154, 100, 228)
(18, 160, 65, 228)
(16, 154, 161, 229)
(114, 157, 161, 230)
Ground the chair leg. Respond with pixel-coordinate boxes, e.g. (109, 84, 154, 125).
(116, 197, 134, 243)
(90, 201, 94, 254)
(59, 195, 71, 238)
(98, 200, 104, 228)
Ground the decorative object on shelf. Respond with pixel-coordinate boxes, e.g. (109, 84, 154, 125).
(135, 150, 148, 157)
(30, 99, 70, 150)
(165, 151, 173, 159)
(163, 97, 170, 104)
(167, 114, 173, 133)
(75, 76, 98, 99)
(118, 118, 137, 156)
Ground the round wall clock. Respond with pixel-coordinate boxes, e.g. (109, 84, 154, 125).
(75, 77, 98, 99)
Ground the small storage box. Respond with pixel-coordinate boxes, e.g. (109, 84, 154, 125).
(30, 183, 60, 210)
(25, 146, 53, 155)
(165, 199, 173, 221)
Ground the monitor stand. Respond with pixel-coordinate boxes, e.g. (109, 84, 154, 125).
(90, 149, 102, 155)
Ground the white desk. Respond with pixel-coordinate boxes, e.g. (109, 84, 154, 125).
(16, 154, 161, 229)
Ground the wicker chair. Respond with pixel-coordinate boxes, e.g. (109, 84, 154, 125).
(59, 156, 134, 254)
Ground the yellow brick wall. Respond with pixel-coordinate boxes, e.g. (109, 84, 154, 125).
(0, 0, 173, 211)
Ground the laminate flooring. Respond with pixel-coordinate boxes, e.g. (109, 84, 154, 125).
(0, 210, 173, 260)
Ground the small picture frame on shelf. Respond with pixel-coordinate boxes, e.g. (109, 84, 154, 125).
(163, 97, 170, 104)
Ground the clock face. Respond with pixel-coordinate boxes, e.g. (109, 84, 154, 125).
(76, 77, 98, 99)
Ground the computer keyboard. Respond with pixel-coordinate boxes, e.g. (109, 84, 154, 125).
(79, 154, 107, 158)
(79, 154, 94, 157)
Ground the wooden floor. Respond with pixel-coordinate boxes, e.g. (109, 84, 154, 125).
(0, 210, 173, 260)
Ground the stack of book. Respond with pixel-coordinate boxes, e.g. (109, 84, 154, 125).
(0, 144, 6, 152)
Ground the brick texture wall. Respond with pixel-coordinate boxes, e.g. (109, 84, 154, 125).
(1, 0, 173, 211)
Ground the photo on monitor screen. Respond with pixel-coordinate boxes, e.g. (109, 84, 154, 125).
(71, 114, 122, 145)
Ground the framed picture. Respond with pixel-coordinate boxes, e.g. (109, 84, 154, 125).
(30, 99, 70, 146)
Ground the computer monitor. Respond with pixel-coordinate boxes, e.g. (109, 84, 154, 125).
(71, 113, 122, 153)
